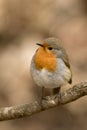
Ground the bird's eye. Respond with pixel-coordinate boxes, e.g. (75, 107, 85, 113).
(48, 47, 53, 50)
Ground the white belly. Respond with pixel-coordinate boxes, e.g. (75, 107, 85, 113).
(30, 58, 71, 88)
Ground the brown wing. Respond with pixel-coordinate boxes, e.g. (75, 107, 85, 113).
(61, 48, 72, 84)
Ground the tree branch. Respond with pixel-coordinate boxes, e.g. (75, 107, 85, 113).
(0, 81, 87, 121)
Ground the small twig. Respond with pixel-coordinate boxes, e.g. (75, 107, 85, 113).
(0, 81, 87, 121)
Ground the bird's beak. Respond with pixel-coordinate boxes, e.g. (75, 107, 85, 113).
(36, 43, 44, 47)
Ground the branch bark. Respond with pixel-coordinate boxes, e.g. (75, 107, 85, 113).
(0, 81, 87, 121)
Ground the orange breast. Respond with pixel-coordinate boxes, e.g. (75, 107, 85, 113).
(34, 47, 57, 72)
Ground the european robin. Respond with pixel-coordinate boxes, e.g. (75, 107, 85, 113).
(30, 37, 72, 99)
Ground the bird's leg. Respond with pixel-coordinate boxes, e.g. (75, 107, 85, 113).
(39, 86, 45, 107)
(41, 86, 45, 99)
(53, 87, 61, 104)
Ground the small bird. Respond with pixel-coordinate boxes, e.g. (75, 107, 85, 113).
(30, 37, 72, 99)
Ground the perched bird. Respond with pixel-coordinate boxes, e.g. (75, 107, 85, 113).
(30, 37, 72, 98)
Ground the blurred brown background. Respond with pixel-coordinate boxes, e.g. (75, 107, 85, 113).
(0, 0, 87, 130)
